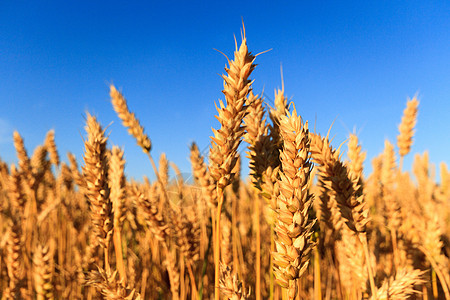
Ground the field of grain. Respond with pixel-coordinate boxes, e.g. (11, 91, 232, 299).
(0, 29, 449, 300)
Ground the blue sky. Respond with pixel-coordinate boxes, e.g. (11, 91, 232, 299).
(1, 1, 449, 181)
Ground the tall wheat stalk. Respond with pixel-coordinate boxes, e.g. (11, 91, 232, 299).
(109, 146, 127, 284)
(208, 28, 256, 300)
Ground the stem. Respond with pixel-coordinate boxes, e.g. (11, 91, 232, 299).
(180, 257, 186, 300)
(390, 229, 399, 272)
(186, 261, 198, 300)
(281, 287, 288, 300)
(232, 192, 240, 278)
(419, 246, 450, 300)
(214, 188, 224, 300)
(104, 247, 111, 274)
(254, 189, 261, 300)
(432, 269, 438, 299)
(141, 268, 149, 300)
(113, 229, 127, 284)
(235, 217, 247, 289)
(198, 222, 213, 300)
(423, 284, 429, 300)
(270, 223, 275, 300)
(359, 234, 377, 299)
(331, 243, 344, 300)
(314, 245, 322, 300)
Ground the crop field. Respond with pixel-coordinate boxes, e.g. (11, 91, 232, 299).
(0, 29, 449, 300)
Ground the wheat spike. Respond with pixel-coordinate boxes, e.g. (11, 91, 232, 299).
(33, 243, 54, 300)
(209, 32, 256, 190)
(373, 268, 424, 300)
(244, 91, 272, 189)
(347, 133, 366, 180)
(381, 140, 401, 230)
(5, 218, 23, 299)
(164, 248, 180, 300)
(44, 129, 60, 167)
(67, 152, 83, 189)
(268, 87, 289, 154)
(87, 267, 141, 300)
(134, 188, 170, 243)
(397, 96, 419, 158)
(189, 142, 218, 208)
(13, 131, 31, 175)
(82, 114, 113, 251)
(8, 164, 26, 216)
(310, 133, 368, 234)
(219, 263, 250, 300)
(272, 106, 315, 298)
(176, 208, 201, 265)
(110, 85, 152, 153)
(158, 153, 169, 188)
(110, 146, 127, 231)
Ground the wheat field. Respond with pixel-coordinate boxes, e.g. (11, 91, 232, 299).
(0, 28, 449, 300)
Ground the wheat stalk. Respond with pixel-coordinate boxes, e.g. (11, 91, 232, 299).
(209, 28, 256, 300)
(109, 146, 127, 284)
(381, 140, 401, 271)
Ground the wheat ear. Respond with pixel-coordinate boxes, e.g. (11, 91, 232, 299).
(372, 268, 424, 300)
(13, 131, 32, 179)
(5, 218, 23, 299)
(82, 113, 113, 273)
(310, 133, 368, 234)
(397, 96, 419, 169)
(44, 129, 60, 167)
(8, 164, 26, 216)
(87, 267, 141, 299)
(310, 132, 375, 295)
(219, 263, 250, 300)
(110, 85, 151, 153)
(272, 106, 315, 299)
(33, 243, 54, 300)
(347, 133, 366, 179)
(189, 142, 217, 209)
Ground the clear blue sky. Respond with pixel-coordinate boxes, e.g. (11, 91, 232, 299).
(1, 1, 449, 181)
